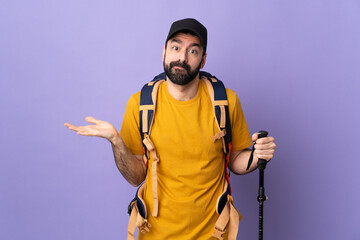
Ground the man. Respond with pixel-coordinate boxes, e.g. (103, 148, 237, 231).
(65, 18, 276, 239)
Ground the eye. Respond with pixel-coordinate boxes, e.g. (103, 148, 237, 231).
(172, 46, 179, 51)
(189, 49, 198, 54)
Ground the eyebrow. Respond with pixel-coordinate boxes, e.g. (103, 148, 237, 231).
(170, 38, 182, 44)
(170, 38, 201, 49)
(190, 43, 201, 49)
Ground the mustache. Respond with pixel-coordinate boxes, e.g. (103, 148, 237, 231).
(169, 61, 191, 72)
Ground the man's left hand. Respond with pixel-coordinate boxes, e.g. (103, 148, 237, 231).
(252, 133, 276, 162)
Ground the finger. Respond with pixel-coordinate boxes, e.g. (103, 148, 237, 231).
(64, 122, 75, 128)
(77, 131, 96, 136)
(256, 136, 275, 145)
(252, 133, 258, 142)
(254, 141, 276, 150)
(64, 123, 80, 131)
(75, 126, 92, 132)
(76, 127, 97, 135)
(255, 149, 275, 155)
(77, 128, 102, 137)
(256, 153, 273, 161)
(85, 116, 100, 124)
(78, 125, 103, 135)
(66, 124, 94, 134)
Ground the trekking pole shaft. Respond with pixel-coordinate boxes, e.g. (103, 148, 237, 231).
(259, 201, 264, 240)
(258, 169, 266, 240)
(256, 130, 268, 240)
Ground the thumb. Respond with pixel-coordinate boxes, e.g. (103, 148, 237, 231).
(85, 116, 100, 124)
(251, 132, 258, 142)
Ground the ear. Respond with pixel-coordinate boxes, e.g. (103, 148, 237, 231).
(162, 45, 166, 61)
(200, 53, 207, 69)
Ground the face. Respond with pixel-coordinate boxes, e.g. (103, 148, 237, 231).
(163, 32, 206, 86)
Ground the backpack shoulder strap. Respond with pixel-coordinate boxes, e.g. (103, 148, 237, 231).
(201, 72, 241, 240)
(201, 71, 233, 193)
(200, 71, 232, 155)
(139, 73, 166, 160)
(139, 72, 166, 218)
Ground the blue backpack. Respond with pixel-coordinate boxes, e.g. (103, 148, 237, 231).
(127, 71, 243, 240)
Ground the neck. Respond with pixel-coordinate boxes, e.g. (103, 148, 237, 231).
(166, 75, 200, 101)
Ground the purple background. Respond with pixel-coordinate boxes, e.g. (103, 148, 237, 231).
(1, 0, 359, 239)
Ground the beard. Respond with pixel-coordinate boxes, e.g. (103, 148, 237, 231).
(163, 59, 201, 86)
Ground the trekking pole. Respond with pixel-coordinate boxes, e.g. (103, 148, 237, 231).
(256, 130, 269, 240)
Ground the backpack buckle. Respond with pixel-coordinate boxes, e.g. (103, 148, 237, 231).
(137, 219, 152, 233)
(212, 227, 225, 240)
(211, 129, 226, 142)
(143, 134, 155, 151)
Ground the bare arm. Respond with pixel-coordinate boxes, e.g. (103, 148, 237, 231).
(230, 149, 255, 175)
(110, 134, 146, 186)
(230, 133, 276, 175)
(64, 116, 146, 186)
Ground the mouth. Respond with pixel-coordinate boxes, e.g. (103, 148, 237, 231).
(169, 60, 190, 73)
(172, 66, 186, 71)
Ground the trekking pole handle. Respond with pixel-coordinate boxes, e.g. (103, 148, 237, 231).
(257, 130, 268, 139)
(257, 130, 268, 170)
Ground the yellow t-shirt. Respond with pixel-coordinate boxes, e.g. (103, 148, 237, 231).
(120, 79, 252, 239)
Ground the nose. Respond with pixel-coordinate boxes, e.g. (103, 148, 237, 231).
(177, 49, 187, 63)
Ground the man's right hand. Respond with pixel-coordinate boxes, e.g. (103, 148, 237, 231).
(64, 116, 119, 143)
(65, 116, 146, 186)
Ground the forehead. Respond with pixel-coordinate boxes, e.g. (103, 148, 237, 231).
(167, 32, 202, 46)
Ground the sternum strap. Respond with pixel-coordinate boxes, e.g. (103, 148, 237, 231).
(143, 134, 160, 217)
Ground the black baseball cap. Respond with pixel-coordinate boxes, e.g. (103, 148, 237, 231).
(166, 18, 208, 54)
